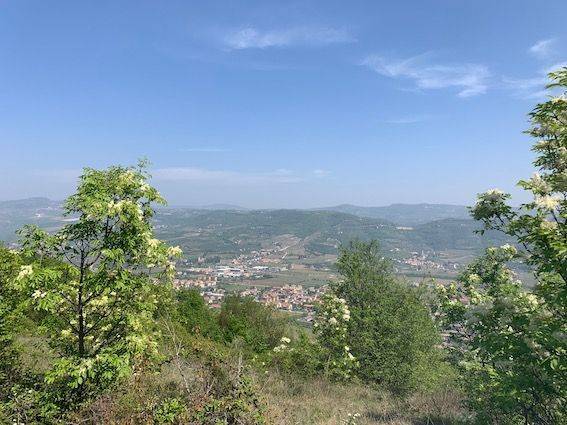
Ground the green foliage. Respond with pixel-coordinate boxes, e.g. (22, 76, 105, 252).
(439, 68, 567, 425)
(0, 246, 22, 398)
(438, 247, 564, 424)
(218, 295, 288, 354)
(8, 161, 182, 409)
(334, 240, 442, 394)
(176, 288, 222, 340)
(193, 373, 265, 424)
(154, 397, 185, 424)
(314, 291, 358, 381)
(267, 331, 323, 378)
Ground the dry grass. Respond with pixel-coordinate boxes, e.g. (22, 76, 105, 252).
(258, 373, 467, 425)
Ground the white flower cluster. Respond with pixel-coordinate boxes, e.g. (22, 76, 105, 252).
(344, 345, 355, 361)
(467, 273, 482, 285)
(316, 295, 351, 331)
(314, 291, 358, 379)
(345, 412, 361, 424)
(139, 182, 151, 193)
(273, 336, 291, 353)
(500, 244, 517, 256)
(528, 173, 551, 195)
(534, 195, 560, 211)
(540, 220, 558, 231)
(32, 289, 47, 299)
(17, 265, 33, 280)
(484, 188, 504, 199)
(110, 199, 142, 216)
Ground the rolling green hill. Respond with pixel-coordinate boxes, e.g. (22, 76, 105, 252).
(155, 208, 509, 258)
(0, 199, 509, 260)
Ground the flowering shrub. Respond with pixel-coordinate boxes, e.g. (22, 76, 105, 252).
(266, 332, 323, 378)
(8, 161, 181, 409)
(272, 336, 291, 353)
(314, 292, 358, 381)
(437, 245, 564, 424)
(439, 68, 567, 424)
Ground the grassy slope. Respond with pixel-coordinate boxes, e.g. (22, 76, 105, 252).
(261, 374, 465, 424)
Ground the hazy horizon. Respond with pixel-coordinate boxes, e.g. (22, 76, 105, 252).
(0, 194, 502, 212)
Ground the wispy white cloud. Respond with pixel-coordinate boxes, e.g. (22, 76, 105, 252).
(180, 147, 231, 153)
(153, 167, 304, 185)
(223, 26, 355, 50)
(528, 38, 557, 59)
(504, 61, 567, 99)
(362, 54, 489, 98)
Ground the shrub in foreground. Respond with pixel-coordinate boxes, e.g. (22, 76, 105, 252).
(334, 240, 442, 394)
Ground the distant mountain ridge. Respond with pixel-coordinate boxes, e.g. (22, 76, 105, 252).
(317, 203, 470, 226)
(0, 197, 61, 209)
(0, 199, 499, 258)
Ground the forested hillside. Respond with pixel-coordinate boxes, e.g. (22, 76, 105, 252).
(1, 200, 507, 256)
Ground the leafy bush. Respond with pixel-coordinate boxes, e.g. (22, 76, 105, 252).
(154, 397, 185, 424)
(334, 240, 442, 394)
(267, 332, 323, 378)
(176, 288, 222, 340)
(218, 295, 288, 354)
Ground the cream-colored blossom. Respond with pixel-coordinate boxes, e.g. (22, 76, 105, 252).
(540, 220, 558, 231)
(32, 289, 46, 299)
(535, 195, 560, 211)
(168, 246, 183, 257)
(17, 265, 33, 280)
(500, 244, 517, 255)
(486, 188, 503, 195)
(148, 238, 160, 248)
(529, 173, 551, 194)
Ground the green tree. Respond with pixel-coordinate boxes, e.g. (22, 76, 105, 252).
(10, 161, 181, 406)
(438, 68, 567, 424)
(176, 288, 221, 340)
(218, 295, 287, 354)
(333, 240, 440, 393)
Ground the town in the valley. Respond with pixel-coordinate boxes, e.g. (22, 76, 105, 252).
(172, 244, 460, 322)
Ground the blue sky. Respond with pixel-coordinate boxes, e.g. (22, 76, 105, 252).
(1, 0, 566, 208)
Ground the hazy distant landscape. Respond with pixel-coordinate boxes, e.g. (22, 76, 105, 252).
(0, 197, 513, 289)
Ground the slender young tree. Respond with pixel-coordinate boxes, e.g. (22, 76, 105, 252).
(11, 161, 181, 403)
